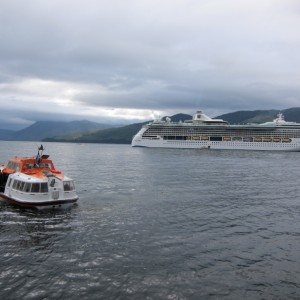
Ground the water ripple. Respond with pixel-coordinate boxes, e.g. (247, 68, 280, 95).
(1, 143, 300, 299)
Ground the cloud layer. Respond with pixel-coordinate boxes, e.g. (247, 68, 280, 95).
(1, 0, 300, 128)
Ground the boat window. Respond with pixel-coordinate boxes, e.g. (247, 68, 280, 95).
(64, 181, 71, 191)
(41, 183, 48, 193)
(31, 183, 40, 193)
(64, 181, 75, 191)
(24, 182, 31, 193)
(12, 180, 17, 189)
(6, 162, 13, 169)
(19, 181, 25, 191)
(6, 162, 21, 171)
(7, 178, 12, 187)
(25, 163, 35, 170)
(16, 180, 22, 190)
(39, 163, 51, 169)
(11, 179, 28, 191)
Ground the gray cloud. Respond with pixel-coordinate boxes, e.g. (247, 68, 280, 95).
(1, 0, 300, 129)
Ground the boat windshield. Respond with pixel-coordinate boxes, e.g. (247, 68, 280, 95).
(25, 163, 52, 170)
(6, 161, 21, 171)
(63, 181, 75, 191)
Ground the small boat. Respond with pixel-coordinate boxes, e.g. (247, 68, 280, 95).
(0, 145, 79, 210)
(254, 137, 263, 142)
(243, 137, 253, 142)
(282, 138, 292, 143)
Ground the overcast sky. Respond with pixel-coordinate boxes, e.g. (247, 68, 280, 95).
(1, 0, 300, 129)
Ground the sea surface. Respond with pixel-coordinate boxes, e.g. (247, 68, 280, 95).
(1, 141, 300, 299)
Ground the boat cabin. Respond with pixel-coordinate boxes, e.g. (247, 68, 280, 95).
(0, 145, 78, 209)
(2, 155, 54, 175)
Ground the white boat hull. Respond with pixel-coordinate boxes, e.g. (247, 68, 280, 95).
(132, 136, 300, 151)
(0, 193, 78, 210)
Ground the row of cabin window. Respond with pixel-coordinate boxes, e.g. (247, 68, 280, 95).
(25, 163, 51, 169)
(9, 179, 75, 193)
(10, 179, 48, 193)
(6, 161, 52, 171)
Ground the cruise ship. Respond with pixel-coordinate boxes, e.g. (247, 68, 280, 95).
(131, 111, 300, 151)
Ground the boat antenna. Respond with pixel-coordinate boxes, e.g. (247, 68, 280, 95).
(35, 144, 44, 166)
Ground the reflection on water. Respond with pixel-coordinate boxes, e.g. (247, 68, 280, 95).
(1, 142, 300, 299)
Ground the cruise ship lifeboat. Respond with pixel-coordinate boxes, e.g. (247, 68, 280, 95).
(0, 145, 78, 210)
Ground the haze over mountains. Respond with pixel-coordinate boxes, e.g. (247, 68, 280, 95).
(1, 108, 300, 144)
(0, 120, 112, 141)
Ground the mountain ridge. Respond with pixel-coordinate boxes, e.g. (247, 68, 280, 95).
(1, 107, 300, 143)
(45, 107, 300, 144)
(0, 120, 114, 141)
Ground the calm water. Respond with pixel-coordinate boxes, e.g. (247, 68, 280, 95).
(1, 141, 300, 299)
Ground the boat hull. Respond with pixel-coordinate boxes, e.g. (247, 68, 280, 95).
(132, 137, 300, 151)
(0, 193, 78, 210)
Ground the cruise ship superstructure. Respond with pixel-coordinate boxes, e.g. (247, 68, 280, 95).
(131, 111, 300, 151)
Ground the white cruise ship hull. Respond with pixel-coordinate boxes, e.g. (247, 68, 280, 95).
(132, 136, 300, 151)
